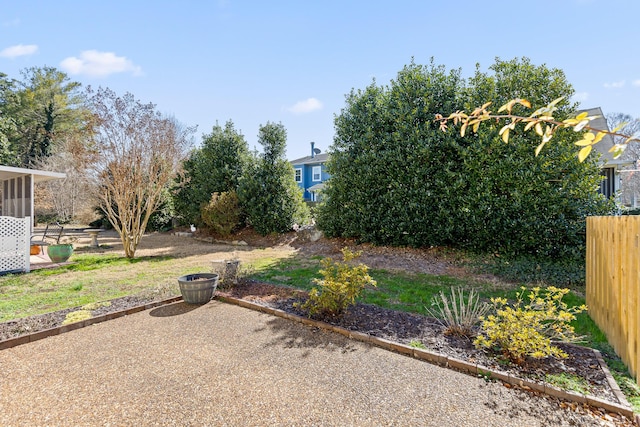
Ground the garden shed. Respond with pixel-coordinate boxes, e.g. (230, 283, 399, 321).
(0, 165, 66, 273)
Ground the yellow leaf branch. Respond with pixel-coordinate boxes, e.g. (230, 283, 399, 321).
(434, 97, 640, 162)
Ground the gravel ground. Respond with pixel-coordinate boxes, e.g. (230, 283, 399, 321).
(0, 301, 629, 426)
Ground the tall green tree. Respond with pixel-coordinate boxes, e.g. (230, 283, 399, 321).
(318, 58, 614, 259)
(0, 111, 16, 164)
(318, 60, 465, 246)
(0, 73, 19, 164)
(2, 67, 87, 167)
(459, 58, 614, 258)
(173, 120, 249, 225)
(238, 122, 309, 235)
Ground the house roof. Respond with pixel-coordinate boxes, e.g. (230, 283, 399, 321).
(579, 107, 633, 167)
(308, 183, 325, 192)
(290, 152, 329, 166)
(0, 165, 66, 183)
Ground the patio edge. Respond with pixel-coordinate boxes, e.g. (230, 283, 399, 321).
(216, 294, 636, 423)
(1, 293, 636, 424)
(0, 296, 182, 351)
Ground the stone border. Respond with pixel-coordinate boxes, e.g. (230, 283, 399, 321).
(1, 294, 637, 423)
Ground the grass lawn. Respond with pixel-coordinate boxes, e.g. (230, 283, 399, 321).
(2, 244, 639, 410)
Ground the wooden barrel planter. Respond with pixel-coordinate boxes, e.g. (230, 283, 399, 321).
(177, 273, 219, 304)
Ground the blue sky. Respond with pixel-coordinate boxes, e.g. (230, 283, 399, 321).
(1, 0, 639, 160)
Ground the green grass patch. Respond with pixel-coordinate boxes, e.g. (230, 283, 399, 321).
(248, 256, 321, 288)
(470, 253, 586, 288)
(545, 372, 591, 394)
(362, 270, 476, 315)
(612, 372, 640, 413)
(0, 253, 203, 321)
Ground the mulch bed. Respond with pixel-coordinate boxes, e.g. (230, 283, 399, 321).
(221, 280, 621, 404)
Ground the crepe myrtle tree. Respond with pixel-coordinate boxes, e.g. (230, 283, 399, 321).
(87, 87, 195, 258)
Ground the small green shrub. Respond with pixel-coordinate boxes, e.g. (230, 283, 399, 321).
(409, 340, 426, 349)
(298, 248, 376, 317)
(427, 287, 489, 337)
(474, 286, 586, 364)
(201, 191, 243, 236)
(62, 310, 92, 325)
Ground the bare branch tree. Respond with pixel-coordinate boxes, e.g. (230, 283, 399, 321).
(87, 87, 195, 258)
(36, 130, 99, 223)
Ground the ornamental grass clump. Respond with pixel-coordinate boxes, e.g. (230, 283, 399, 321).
(474, 286, 586, 364)
(427, 287, 489, 337)
(299, 248, 376, 317)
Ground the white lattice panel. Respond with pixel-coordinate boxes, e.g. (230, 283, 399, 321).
(0, 216, 30, 273)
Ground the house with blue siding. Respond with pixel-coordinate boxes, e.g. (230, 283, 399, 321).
(290, 142, 329, 201)
(582, 107, 635, 201)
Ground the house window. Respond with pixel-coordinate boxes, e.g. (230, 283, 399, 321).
(312, 166, 321, 182)
(294, 168, 302, 183)
(600, 167, 615, 199)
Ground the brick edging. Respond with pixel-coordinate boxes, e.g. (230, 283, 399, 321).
(216, 294, 636, 422)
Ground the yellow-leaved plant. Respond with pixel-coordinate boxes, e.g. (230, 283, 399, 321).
(299, 248, 376, 317)
(435, 97, 640, 162)
(474, 286, 586, 364)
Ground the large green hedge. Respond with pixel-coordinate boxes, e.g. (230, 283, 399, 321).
(173, 120, 249, 225)
(317, 58, 615, 260)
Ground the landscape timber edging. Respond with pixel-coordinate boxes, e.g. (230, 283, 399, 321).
(0, 293, 636, 423)
(217, 294, 636, 422)
(0, 296, 182, 351)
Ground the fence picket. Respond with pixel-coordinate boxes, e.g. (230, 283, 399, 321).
(587, 216, 640, 384)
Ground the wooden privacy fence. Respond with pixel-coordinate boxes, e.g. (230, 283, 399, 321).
(586, 216, 640, 383)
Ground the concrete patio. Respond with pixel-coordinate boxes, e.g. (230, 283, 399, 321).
(0, 300, 616, 426)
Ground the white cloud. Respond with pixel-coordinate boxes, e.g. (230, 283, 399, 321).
(287, 97, 323, 114)
(633, 80, 640, 87)
(604, 80, 625, 89)
(572, 91, 589, 102)
(0, 44, 38, 58)
(60, 50, 143, 78)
